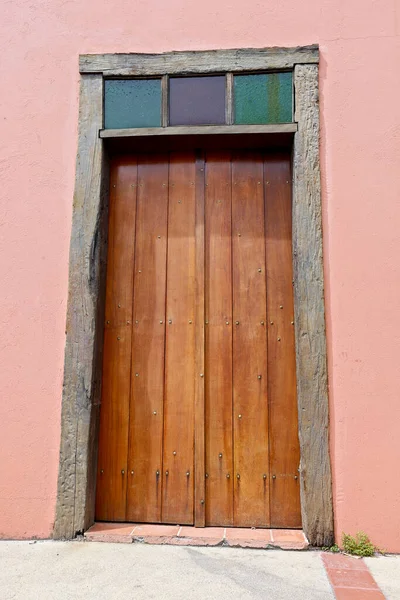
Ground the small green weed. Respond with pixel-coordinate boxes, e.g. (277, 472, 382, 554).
(322, 544, 340, 553)
(322, 533, 384, 556)
(342, 532, 377, 557)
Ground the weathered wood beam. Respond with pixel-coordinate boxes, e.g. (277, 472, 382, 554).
(80, 45, 319, 76)
(100, 123, 298, 139)
(293, 63, 334, 547)
(53, 74, 108, 539)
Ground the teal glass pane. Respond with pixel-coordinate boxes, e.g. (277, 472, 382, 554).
(234, 72, 293, 124)
(104, 79, 161, 129)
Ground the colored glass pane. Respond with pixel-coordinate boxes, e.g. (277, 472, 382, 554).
(104, 79, 161, 129)
(234, 72, 293, 124)
(169, 76, 226, 126)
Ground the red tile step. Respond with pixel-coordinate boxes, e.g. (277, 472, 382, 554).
(322, 552, 386, 599)
(85, 523, 308, 550)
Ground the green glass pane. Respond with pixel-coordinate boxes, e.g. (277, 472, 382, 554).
(234, 72, 293, 124)
(266, 72, 293, 123)
(104, 79, 161, 129)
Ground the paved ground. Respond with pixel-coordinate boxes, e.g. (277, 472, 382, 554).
(0, 540, 399, 599)
(0, 540, 333, 600)
(365, 555, 400, 600)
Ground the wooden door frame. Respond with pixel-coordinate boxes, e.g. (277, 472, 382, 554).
(53, 46, 334, 546)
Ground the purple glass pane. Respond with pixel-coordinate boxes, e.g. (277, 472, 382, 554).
(169, 76, 226, 126)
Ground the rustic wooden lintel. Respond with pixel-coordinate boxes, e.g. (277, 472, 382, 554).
(80, 45, 319, 76)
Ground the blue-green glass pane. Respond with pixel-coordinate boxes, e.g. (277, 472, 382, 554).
(104, 79, 161, 129)
(234, 74, 268, 124)
(234, 72, 293, 124)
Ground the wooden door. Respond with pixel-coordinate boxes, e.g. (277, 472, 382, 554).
(96, 150, 301, 528)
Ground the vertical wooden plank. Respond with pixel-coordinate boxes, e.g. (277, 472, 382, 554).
(96, 157, 137, 521)
(126, 155, 169, 523)
(293, 64, 333, 546)
(225, 73, 233, 125)
(161, 75, 169, 127)
(265, 155, 301, 528)
(204, 151, 234, 526)
(162, 152, 196, 524)
(232, 152, 270, 527)
(194, 153, 206, 526)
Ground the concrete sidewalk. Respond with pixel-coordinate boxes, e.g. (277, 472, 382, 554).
(0, 540, 398, 600)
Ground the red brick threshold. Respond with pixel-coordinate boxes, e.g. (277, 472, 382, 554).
(322, 553, 386, 599)
(85, 522, 308, 550)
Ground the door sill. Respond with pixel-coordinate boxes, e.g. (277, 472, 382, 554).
(85, 523, 308, 550)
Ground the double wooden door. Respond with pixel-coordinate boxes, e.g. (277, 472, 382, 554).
(96, 150, 301, 528)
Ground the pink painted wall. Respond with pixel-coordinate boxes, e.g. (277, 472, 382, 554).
(1, 0, 399, 550)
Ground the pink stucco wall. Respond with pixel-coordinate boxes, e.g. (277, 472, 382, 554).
(1, 0, 400, 551)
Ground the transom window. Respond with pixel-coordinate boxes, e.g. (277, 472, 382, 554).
(104, 72, 293, 129)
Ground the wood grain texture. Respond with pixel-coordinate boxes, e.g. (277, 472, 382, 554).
(96, 158, 137, 521)
(265, 155, 301, 528)
(194, 154, 206, 526)
(126, 156, 169, 523)
(54, 74, 107, 538)
(232, 153, 269, 527)
(100, 124, 298, 139)
(80, 46, 319, 75)
(205, 152, 234, 526)
(293, 64, 334, 546)
(162, 153, 196, 524)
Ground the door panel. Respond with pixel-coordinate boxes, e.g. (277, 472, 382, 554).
(96, 150, 301, 530)
(231, 154, 270, 527)
(205, 152, 234, 526)
(96, 157, 137, 521)
(126, 156, 169, 523)
(162, 153, 196, 524)
(265, 156, 301, 527)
